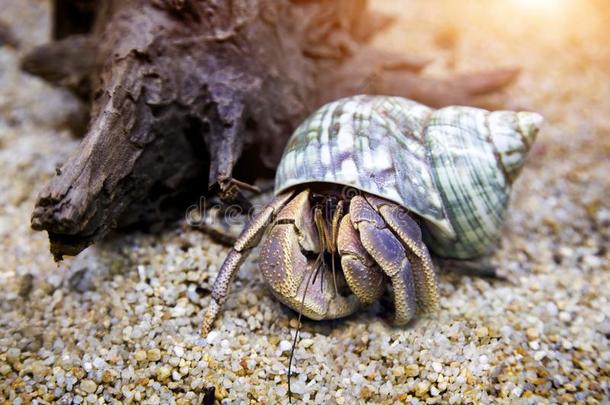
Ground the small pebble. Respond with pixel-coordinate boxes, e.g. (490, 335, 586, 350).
(206, 331, 220, 344)
(31, 361, 48, 376)
(6, 348, 20, 364)
(476, 326, 489, 338)
(174, 346, 185, 357)
(404, 364, 420, 377)
(156, 366, 171, 380)
(134, 350, 147, 362)
(511, 386, 523, 398)
(300, 338, 314, 348)
(278, 340, 292, 353)
(415, 381, 431, 397)
(526, 328, 539, 340)
(147, 349, 162, 362)
(79, 380, 97, 394)
(0, 364, 12, 375)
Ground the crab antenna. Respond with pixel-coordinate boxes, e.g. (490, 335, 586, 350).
(288, 254, 323, 403)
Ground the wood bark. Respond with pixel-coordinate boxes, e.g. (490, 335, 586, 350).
(21, 0, 519, 259)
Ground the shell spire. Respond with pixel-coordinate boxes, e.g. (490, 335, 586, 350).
(489, 111, 543, 183)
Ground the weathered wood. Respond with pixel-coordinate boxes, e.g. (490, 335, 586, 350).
(23, 0, 519, 259)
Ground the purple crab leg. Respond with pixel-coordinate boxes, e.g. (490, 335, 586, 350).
(349, 195, 417, 325)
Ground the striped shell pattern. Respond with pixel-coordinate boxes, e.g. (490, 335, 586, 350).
(275, 95, 542, 259)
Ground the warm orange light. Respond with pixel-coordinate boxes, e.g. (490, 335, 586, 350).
(513, 0, 568, 11)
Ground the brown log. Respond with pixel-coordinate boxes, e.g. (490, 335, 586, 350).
(23, 0, 519, 260)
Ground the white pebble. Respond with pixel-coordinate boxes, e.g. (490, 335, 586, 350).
(511, 386, 523, 398)
(534, 351, 546, 361)
(546, 302, 558, 316)
(171, 306, 187, 317)
(300, 338, 314, 348)
(379, 381, 393, 396)
(206, 331, 219, 344)
(291, 380, 306, 394)
(279, 340, 292, 353)
(350, 373, 365, 384)
(80, 380, 97, 394)
(92, 357, 106, 369)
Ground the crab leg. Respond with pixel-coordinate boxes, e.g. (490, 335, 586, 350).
(201, 190, 294, 335)
(365, 195, 440, 314)
(349, 196, 417, 325)
(337, 214, 385, 305)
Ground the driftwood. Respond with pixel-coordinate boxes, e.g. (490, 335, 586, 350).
(21, 0, 519, 260)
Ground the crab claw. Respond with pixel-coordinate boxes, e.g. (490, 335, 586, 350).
(347, 195, 440, 325)
(259, 190, 360, 320)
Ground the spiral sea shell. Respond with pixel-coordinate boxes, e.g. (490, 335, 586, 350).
(275, 95, 542, 258)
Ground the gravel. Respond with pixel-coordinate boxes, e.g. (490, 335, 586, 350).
(1, 0, 609, 403)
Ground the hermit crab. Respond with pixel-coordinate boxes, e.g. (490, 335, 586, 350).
(201, 95, 542, 334)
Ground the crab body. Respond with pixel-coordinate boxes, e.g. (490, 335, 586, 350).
(202, 95, 542, 333)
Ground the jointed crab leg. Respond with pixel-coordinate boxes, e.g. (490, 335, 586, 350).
(337, 214, 385, 305)
(365, 195, 440, 314)
(349, 196, 417, 325)
(201, 191, 295, 335)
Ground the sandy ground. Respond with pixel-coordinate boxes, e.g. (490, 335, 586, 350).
(0, 0, 608, 403)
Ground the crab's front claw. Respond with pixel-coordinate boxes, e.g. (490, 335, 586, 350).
(259, 190, 359, 320)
